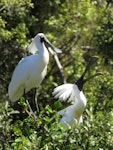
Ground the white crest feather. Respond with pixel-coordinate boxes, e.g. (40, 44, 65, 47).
(28, 34, 40, 54)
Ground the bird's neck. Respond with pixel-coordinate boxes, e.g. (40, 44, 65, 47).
(74, 86, 87, 106)
(73, 92, 87, 120)
(38, 43, 48, 55)
(79, 91, 87, 107)
(38, 43, 49, 63)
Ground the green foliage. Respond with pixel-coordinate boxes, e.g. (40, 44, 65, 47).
(0, 0, 113, 149)
(0, 101, 113, 149)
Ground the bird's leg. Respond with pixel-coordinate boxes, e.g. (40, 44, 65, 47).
(34, 88, 39, 112)
(26, 99, 37, 120)
(24, 90, 37, 120)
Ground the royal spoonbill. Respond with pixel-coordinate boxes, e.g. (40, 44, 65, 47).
(52, 56, 102, 128)
(8, 33, 61, 111)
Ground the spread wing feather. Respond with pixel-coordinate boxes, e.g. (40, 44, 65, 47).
(52, 84, 78, 103)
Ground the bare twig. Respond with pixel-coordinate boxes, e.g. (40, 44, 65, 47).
(0, 6, 7, 12)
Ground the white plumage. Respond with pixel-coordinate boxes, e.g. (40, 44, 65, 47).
(58, 104, 83, 127)
(8, 33, 61, 102)
(53, 84, 87, 128)
(52, 56, 102, 128)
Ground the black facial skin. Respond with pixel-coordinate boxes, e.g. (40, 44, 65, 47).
(40, 35, 62, 53)
(40, 36, 45, 43)
(75, 76, 85, 91)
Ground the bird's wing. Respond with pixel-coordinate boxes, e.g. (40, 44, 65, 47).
(28, 35, 39, 54)
(52, 84, 78, 103)
(8, 56, 33, 101)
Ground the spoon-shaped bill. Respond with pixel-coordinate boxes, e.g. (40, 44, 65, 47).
(42, 36, 62, 53)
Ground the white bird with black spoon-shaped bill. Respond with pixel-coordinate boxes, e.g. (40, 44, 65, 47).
(53, 56, 102, 128)
(8, 33, 61, 108)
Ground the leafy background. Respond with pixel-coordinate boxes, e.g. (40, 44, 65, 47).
(0, 0, 113, 149)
